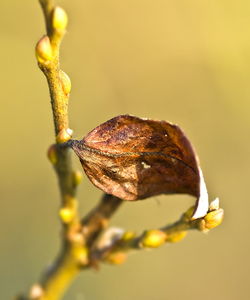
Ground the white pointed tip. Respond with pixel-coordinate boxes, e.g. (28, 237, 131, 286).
(191, 167, 209, 220)
(209, 197, 220, 211)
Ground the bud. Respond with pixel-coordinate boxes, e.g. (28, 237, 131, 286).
(35, 35, 53, 63)
(59, 207, 74, 224)
(68, 231, 84, 244)
(47, 144, 57, 165)
(209, 197, 220, 211)
(60, 70, 71, 95)
(204, 208, 224, 230)
(140, 230, 166, 248)
(97, 227, 124, 249)
(72, 170, 83, 185)
(122, 231, 136, 242)
(56, 128, 72, 143)
(166, 231, 187, 243)
(105, 251, 127, 265)
(29, 284, 43, 299)
(66, 128, 74, 137)
(52, 6, 68, 31)
(76, 247, 89, 265)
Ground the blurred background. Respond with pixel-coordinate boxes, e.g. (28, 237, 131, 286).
(1, 0, 250, 299)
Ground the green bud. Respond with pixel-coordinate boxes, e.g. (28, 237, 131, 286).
(52, 6, 68, 31)
(47, 144, 57, 165)
(72, 170, 83, 186)
(105, 251, 127, 265)
(204, 208, 224, 230)
(209, 197, 220, 211)
(140, 230, 166, 248)
(29, 284, 44, 299)
(122, 231, 136, 241)
(60, 70, 71, 95)
(166, 231, 187, 243)
(59, 207, 74, 224)
(56, 128, 72, 143)
(35, 35, 53, 63)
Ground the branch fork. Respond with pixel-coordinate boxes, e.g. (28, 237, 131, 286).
(17, 1, 224, 299)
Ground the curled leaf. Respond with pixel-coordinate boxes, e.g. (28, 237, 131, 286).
(71, 115, 209, 218)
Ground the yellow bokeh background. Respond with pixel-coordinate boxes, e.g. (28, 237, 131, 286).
(1, 1, 250, 299)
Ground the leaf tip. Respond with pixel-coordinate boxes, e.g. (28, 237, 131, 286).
(191, 168, 209, 220)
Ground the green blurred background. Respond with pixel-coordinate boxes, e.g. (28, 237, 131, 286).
(1, 0, 250, 299)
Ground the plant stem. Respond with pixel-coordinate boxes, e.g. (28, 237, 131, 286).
(91, 204, 224, 264)
(82, 194, 123, 247)
(17, 1, 223, 298)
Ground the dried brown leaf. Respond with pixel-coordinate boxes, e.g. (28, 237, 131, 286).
(71, 115, 209, 218)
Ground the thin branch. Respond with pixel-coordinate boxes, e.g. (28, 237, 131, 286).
(92, 202, 224, 265)
(39, 0, 55, 36)
(17, 1, 224, 299)
(18, 1, 86, 299)
(82, 194, 123, 247)
(18, 2, 124, 299)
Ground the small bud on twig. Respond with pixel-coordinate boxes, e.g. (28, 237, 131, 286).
(122, 231, 136, 241)
(47, 144, 58, 165)
(166, 231, 187, 243)
(76, 247, 89, 266)
(29, 284, 44, 299)
(209, 197, 220, 211)
(35, 35, 53, 64)
(56, 128, 72, 143)
(72, 170, 83, 186)
(105, 251, 127, 265)
(204, 208, 224, 230)
(66, 128, 74, 137)
(59, 207, 75, 224)
(140, 230, 166, 248)
(60, 70, 71, 95)
(52, 6, 68, 31)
